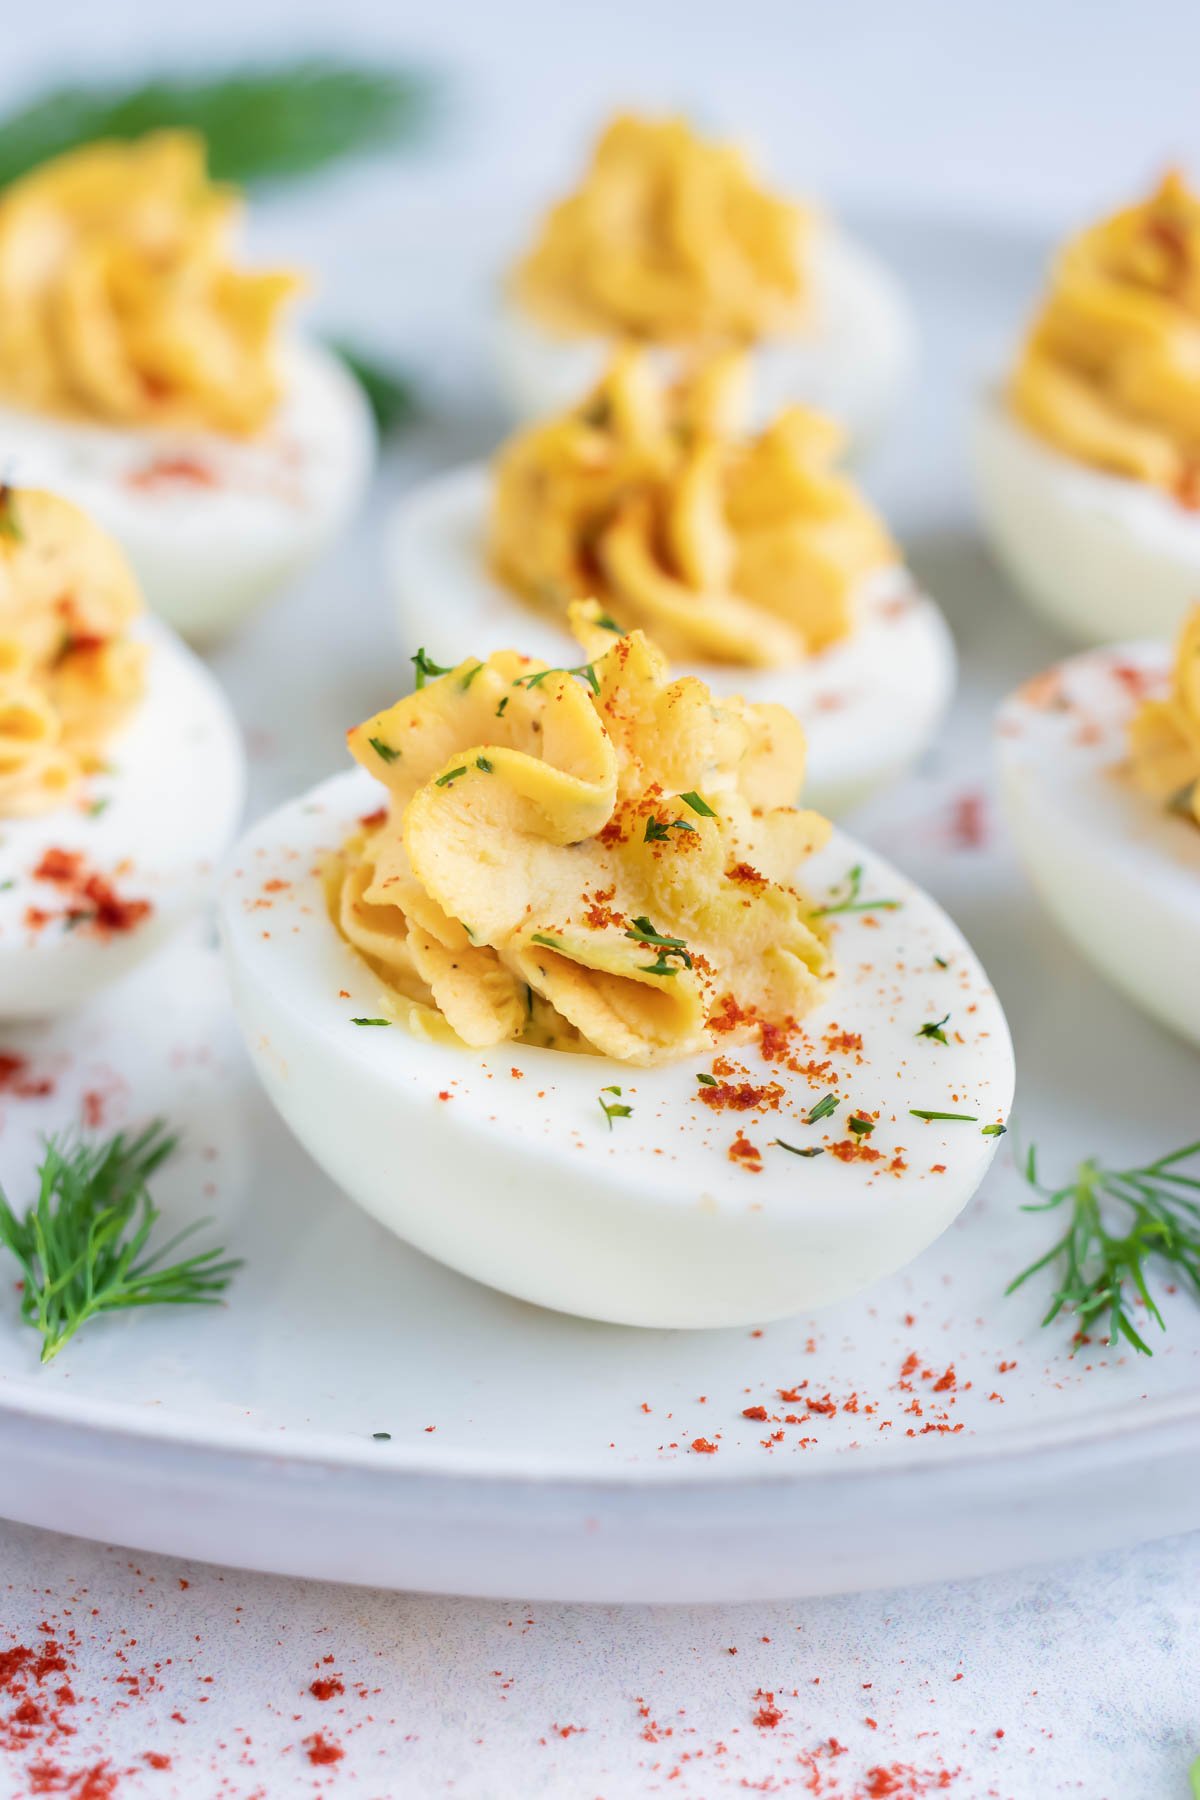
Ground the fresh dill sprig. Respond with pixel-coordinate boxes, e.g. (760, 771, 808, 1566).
(0, 60, 435, 190)
(0, 1122, 240, 1364)
(809, 864, 901, 919)
(1007, 1138, 1200, 1355)
(326, 340, 417, 436)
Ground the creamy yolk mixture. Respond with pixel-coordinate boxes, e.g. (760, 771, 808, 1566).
(0, 489, 145, 817)
(1011, 171, 1200, 503)
(0, 132, 300, 437)
(1128, 604, 1200, 826)
(512, 113, 811, 345)
(328, 610, 833, 1066)
(489, 348, 894, 667)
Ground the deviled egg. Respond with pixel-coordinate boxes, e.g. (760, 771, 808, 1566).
(495, 113, 914, 454)
(0, 486, 244, 1018)
(390, 349, 955, 816)
(221, 616, 1011, 1329)
(997, 606, 1200, 1047)
(0, 132, 374, 642)
(974, 170, 1200, 644)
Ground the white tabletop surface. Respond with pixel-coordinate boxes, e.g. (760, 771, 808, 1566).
(2, 3, 1199, 1795)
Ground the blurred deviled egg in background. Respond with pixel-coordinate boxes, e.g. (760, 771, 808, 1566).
(0, 486, 243, 1018)
(997, 604, 1200, 1048)
(0, 132, 374, 641)
(974, 170, 1200, 645)
(389, 348, 955, 816)
(494, 113, 915, 455)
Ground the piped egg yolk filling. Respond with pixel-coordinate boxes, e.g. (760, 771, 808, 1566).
(1011, 171, 1200, 503)
(512, 113, 810, 344)
(329, 609, 833, 1066)
(1128, 603, 1200, 826)
(0, 488, 145, 818)
(0, 131, 300, 437)
(488, 348, 894, 668)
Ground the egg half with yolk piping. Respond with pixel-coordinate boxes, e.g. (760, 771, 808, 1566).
(973, 170, 1200, 645)
(388, 497, 954, 824)
(0, 488, 244, 1019)
(996, 628, 1200, 1049)
(219, 631, 1010, 1330)
(494, 113, 913, 455)
(0, 131, 374, 643)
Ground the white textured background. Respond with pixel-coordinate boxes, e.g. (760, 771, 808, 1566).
(2, 3, 1200, 1796)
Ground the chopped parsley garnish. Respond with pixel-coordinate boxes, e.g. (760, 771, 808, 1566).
(412, 647, 452, 689)
(982, 1123, 1008, 1137)
(696, 1072, 717, 1087)
(0, 484, 21, 542)
(644, 815, 696, 843)
(624, 916, 692, 974)
(435, 766, 467, 787)
(1008, 1138, 1200, 1355)
(810, 864, 901, 919)
(598, 1085, 632, 1129)
(496, 696, 509, 719)
(1167, 779, 1197, 819)
(934, 955, 950, 969)
(910, 1109, 977, 1122)
(475, 756, 493, 773)
(351, 1016, 391, 1026)
(805, 1092, 838, 1125)
(368, 736, 400, 764)
(773, 1139, 825, 1158)
(916, 1013, 951, 1045)
(512, 660, 601, 697)
(679, 791, 716, 818)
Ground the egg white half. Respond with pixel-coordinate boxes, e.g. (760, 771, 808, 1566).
(219, 766, 1013, 1330)
(493, 225, 916, 456)
(0, 339, 376, 644)
(0, 617, 245, 1019)
(997, 641, 1200, 1048)
(973, 391, 1200, 645)
(387, 464, 956, 818)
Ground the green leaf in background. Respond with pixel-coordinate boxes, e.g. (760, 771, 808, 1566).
(328, 339, 418, 436)
(0, 59, 436, 190)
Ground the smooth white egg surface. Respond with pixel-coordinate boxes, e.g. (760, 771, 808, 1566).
(493, 227, 915, 455)
(997, 642, 1200, 1049)
(387, 464, 956, 817)
(220, 766, 1012, 1331)
(0, 340, 375, 644)
(0, 617, 244, 1019)
(973, 391, 1200, 645)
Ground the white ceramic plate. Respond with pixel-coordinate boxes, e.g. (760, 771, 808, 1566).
(0, 210, 1198, 1604)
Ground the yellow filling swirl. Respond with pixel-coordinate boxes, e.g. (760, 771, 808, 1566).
(489, 348, 893, 668)
(0, 489, 145, 817)
(1011, 170, 1200, 501)
(512, 113, 810, 344)
(0, 132, 300, 437)
(329, 611, 832, 1066)
(1128, 604, 1200, 826)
